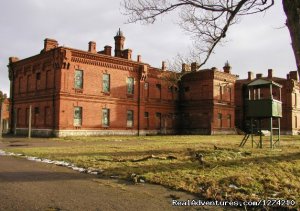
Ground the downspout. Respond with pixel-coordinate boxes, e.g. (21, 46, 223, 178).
(137, 67, 141, 136)
(7, 62, 15, 134)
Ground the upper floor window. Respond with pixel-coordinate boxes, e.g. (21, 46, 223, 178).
(103, 73, 110, 93)
(127, 110, 134, 127)
(36, 72, 41, 80)
(75, 70, 83, 89)
(127, 77, 134, 94)
(74, 106, 82, 126)
(102, 108, 110, 127)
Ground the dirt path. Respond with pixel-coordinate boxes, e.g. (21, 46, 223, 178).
(0, 137, 202, 211)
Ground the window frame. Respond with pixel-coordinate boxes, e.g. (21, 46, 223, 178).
(102, 73, 110, 93)
(102, 108, 110, 127)
(127, 77, 134, 95)
(127, 110, 134, 127)
(74, 106, 82, 126)
(74, 69, 83, 89)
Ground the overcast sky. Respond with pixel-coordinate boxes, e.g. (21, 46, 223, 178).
(0, 0, 296, 96)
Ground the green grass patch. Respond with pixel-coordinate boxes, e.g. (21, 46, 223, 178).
(4, 135, 300, 207)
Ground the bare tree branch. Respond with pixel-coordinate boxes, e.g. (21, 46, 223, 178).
(122, 0, 275, 69)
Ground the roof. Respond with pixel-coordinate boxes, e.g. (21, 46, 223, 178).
(247, 78, 283, 88)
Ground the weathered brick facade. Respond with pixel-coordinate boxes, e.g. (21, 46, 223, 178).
(7, 30, 300, 137)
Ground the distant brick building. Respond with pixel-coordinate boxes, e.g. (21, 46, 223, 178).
(7, 30, 300, 136)
(0, 96, 10, 134)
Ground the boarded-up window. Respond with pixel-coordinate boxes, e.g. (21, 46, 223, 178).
(227, 114, 231, 128)
(74, 107, 82, 126)
(156, 112, 161, 129)
(44, 106, 51, 126)
(46, 70, 52, 89)
(127, 77, 134, 94)
(36, 72, 41, 90)
(103, 73, 110, 92)
(156, 84, 161, 99)
(218, 113, 222, 128)
(74, 70, 83, 89)
(102, 108, 110, 127)
(144, 112, 149, 129)
(127, 110, 134, 127)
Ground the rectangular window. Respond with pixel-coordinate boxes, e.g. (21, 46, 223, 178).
(103, 73, 110, 92)
(36, 72, 41, 80)
(144, 112, 149, 129)
(156, 112, 161, 129)
(156, 84, 161, 99)
(227, 114, 231, 128)
(74, 107, 82, 126)
(44, 106, 50, 126)
(102, 108, 110, 127)
(17, 108, 21, 125)
(218, 113, 222, 128)
(219, 86, 223, 100)
(74, 70, 83, 89)
(144, 82, 149, 99)
(34, 107, 40, 114)
(127, 77, 134, 94)
(127, 110, 134, 127)
(18, 77, 22, 93)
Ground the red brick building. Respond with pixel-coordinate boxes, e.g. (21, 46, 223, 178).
(7, 30, 300, 136)
(179, 63, 237, 134)
(235, 69, 300, 135)
(8, 30, 181, 137)
(0, 95, 10, 134)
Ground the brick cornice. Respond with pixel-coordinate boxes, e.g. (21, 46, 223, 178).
(70, 50, 138, 72)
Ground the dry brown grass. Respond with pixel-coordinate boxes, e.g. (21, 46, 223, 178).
(4, 135, 300, 208)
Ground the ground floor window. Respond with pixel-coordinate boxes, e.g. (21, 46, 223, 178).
(127, 110, 134, 127)
(74, 107, 82, 126)
(102, 108, 110, 127)
(144, 112, 149, 129)
(227, 114, 231, 128)
(218, 113, 222, 128)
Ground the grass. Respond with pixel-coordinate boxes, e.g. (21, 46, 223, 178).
(4, 135, 300, 208)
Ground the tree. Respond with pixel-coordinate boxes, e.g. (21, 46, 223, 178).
(123, 0, 300, 76)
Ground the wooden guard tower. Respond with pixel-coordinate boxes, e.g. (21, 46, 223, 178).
(240, 78, 282, 148)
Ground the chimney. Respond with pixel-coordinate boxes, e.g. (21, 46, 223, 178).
(181, 63, 191, 73)
(114, 28, 125, 57)
(44, 38, 58, 51)
(256, 73, 263, 79)
(123, 49, 132, 60)
(289, 71, 299, 81)
(137, 55, 142, 62)
(191, 62, 199, 71)
(104, 45, 112, 56)
(162, 61, 166, 71)
(9, 57, 19, 63)
(88, 41, 97, 53)
(248, 71, 254, 80)
(223, 61, 232, 73)
(268, 69, 273, 78)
